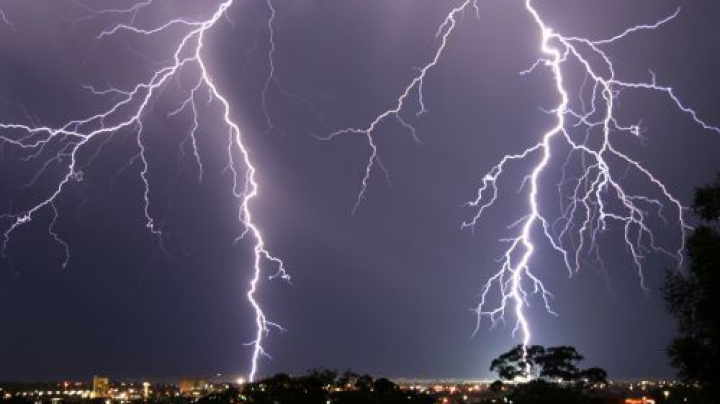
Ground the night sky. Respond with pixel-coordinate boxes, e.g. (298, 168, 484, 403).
(1, 0, 720, 382)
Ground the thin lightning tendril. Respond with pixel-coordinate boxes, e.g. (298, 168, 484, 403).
(330, 0, 719, 373)
(0, 8, 13, 33)
(322, 0, 474, 215)
(0, 0, 286, 381)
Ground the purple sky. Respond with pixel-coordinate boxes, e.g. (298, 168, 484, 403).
(1, 0, 719, 381)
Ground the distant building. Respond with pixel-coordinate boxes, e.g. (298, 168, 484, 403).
(92, 376, 110, 398)
(179, 379, 207, 396)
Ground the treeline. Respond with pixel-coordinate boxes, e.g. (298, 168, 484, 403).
(201, 369, 434, 404)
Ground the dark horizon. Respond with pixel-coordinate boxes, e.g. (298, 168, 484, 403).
(1, 0, 719, 382)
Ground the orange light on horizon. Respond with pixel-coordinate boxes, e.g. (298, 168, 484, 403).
(625, 398, 656, 404)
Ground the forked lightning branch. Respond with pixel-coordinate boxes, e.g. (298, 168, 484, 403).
(327, 0, 719, 367)
(1, 0, 718, 380)
(0, 0, 286, 382)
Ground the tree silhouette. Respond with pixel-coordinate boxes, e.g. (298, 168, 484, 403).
(508, 380, 584, 404)
(490, 344, 545, 380)
(372, 378, 397, 393)
(490, 345, 607, 385)
(537, 346, 584, 382)
(663, 174, 720, 402)
(578, 367, 608, 386)
(490, 345, 609, 404)
(337, 369, 359, 389)
(241, 369, 433, 404)
(354, 373, 373, 391)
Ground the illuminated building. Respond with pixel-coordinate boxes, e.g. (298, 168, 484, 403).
(91, 376, 110, 399)
(179, 379, 208, 396)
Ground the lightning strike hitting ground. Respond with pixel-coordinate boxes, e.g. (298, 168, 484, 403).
(0, 1, 286, 381)
(330, 0, 720, 369)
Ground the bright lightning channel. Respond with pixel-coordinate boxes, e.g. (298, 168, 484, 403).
(0, 1, 287, 381)
(328, 0, 720, 370)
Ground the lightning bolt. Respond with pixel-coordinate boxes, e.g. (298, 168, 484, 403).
(329, 0, 719, 372)
(0, 0, 287, 381)
(323, 1, 474, 215)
